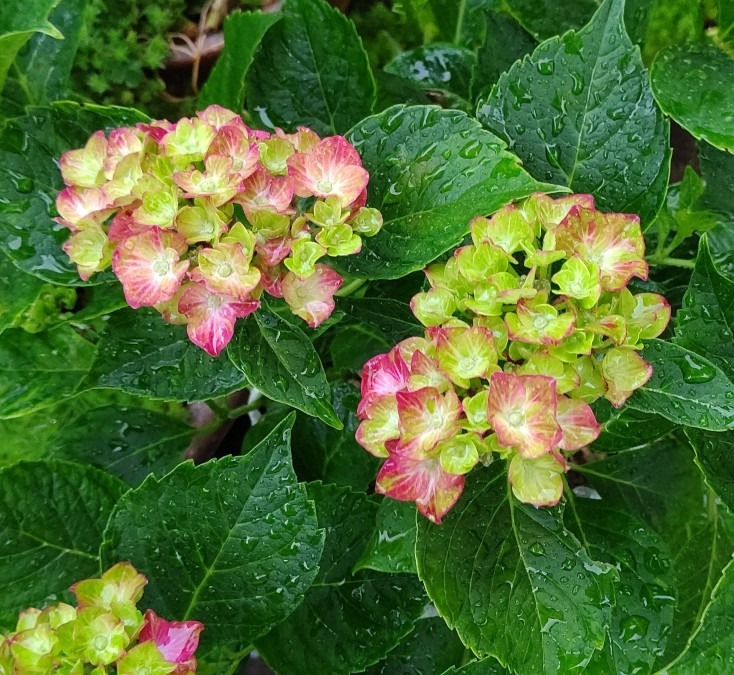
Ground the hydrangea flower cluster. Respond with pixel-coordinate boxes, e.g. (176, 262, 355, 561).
(55, 105, 383, 356)
(356, 194, 670, 523)
(0, 563, 203, 674)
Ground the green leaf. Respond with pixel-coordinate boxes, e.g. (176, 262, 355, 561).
(341, 104, 557, 279)
(399, 0, 494, 47)
(336, 296, 423, 349)
(642, 0, 703, 64)
(101, 414, 324, 668)
(626, 339, 734, 431)
(700, 142, 734, 219)
(572, 436, 734, 668)
(416, 463, 615, 673)
(2, 0, 88, 111)
(0, 252, 46, 334)
(291, 379, 379, 491)
(0, 324, 95, 419)
(503, 0, 598, 40)
(676, 237, 734, 382)
(0, 102, 149, 285)
(651, 42, 734, 152)
(471, 11, 536, 102)
(246, 0, 375, 135)
(478, 0, 670, 226)
(228, 302, 340, 428)
(667, 556, 734, 674)
(384, 44, 476, 105)
(443, 658, 509, 674)
(85, 307, 246, 401)
(592, 398, 676, 452)
(365, 616, 466, 675)
(198, 10, 281, 111)
(686, 427, 734, 513)
(0, 0, 62, 92)
(354, 498, 418, 575)
(0, 460, 126, 629)
(566, 497, 676, 674)
(47, 405, 194, 487)
(256, 483, 426, 675)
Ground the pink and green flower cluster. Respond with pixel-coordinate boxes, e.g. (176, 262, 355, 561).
(55, 105, 383, 356)
(356, 194, 670, 523)
(0, 563, 203, 674)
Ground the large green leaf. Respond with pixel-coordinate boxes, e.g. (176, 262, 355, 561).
(592, 398, 675, 452)
(416, 463, 615, 673)
(0, 324, 95, 419)
(572, 437, 734, 668)
(341, 104, 557, 279)
(651, 42, 734, 153)
(85, 307, 246, 401)
(0, 0, 61, 92)
(384, 44, 476, 105)
(256, 483, 426, 675)
(641, 0, 703, 64)
(676, 237, 734, 382)
(477, 0, 669, 226)
(246, 0, 375, 136)
(47, 405, 194, 487)
(0, 460, 126, 629)
(0, 103, 149, 285)
(627, 339, 734, 431)
(399, 0, 494, 47)
(290, 380, 378, 491)
(198, 10, 281, 111)
(365, 616, 466, 675)
(502, 0, 598, 39)
(101, 414, 324, 670)
(354, 499, 418, 575)
(566, 497, 676, 674)
(335, 296, 422, 349)
(0, 253, 46, 333)
(227, 301, 340, 428)
(667, 557, 734, 674)
(2, 0, 88, 112)
(686, 428, 734, 513)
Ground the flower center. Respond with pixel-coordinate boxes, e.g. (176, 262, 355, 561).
(508, 411, 524, 427)
(152, 259, 170, 276)
(459, 357, 478, 374)
(218, 263, 233, 278)
(93, 636, 109, 651)
(533, 315, 548, 330)
(317, 179, 333, 193)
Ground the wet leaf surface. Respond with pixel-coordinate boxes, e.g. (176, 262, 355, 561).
(354, 498, 418, 575)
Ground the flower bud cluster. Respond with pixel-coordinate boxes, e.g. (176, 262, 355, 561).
(0, 563, 203, 674)
(55, 105, 383, 356)
(356, 194, 670, 523)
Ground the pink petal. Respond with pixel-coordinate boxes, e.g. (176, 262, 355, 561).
(206, 125, 260, 179)
(178, 282, 259, 356)
(556, 396, 601, 451)
(139, 609, 203, 665)
(108, 209, 153, 242)
(196, 105, 241, 130)
(376, 455, 464, 524)
(60, 130, 107, 188)
(112, 228, 189, 308)
(358, 348, 411, 416)
(487, 372, 561, 458)
(56, 186, 113, 227)
(281, 264, 342, 327)
(235, 166, 294, 216)
(395, 387, 462, 457)
(257, 263, 286, 298)
(255, 235, 292, 267)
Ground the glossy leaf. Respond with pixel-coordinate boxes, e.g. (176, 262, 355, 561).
(568, 497, 676, 674)
(399, 0, 493, 47)
(256, 483, 426, 675)
(651, 42, 734, 152)
(668, 557, 734, 674)
(676, 237, 734, 382)
(0, 0, 61, 91)
(0, 324, 95, 419)
(198, 10, 281, 111)
(227, 302, 341, 428)
(384, 44, 476, 104)
(85, 307, 246, 401)
(627, 339, 734, 431)
(354, 499, 418, 575)
(686, 428, 734, 513)
(0, 460, 126, 629)
(101, 414, 324, 668)
(246, 0, 375, 135)
(416, 462, 615, 673)
(0, 253, 46, 334)
(478, 0, 669, 226)
(365, 616, 466, 675)
(47, 405, 195, 486)
(342, 104, 556, 279)
(291, 380, 379, 491)
(592, 398, 675, 452)
(443, 658, 509, 674)
(642, 0, 703, 64)
(2, 0, 88, 112)
(0, 102, 149, 285)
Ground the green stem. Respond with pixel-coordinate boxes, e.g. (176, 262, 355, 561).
(335, 278, 367, 297)
(226, 397, 265, 420)
(652, 257, 695, 269)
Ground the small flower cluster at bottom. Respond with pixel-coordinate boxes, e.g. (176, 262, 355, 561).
(0, 563, 203, 674)
(356, 193, 670, 523)
(55, 105, 383, 356)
